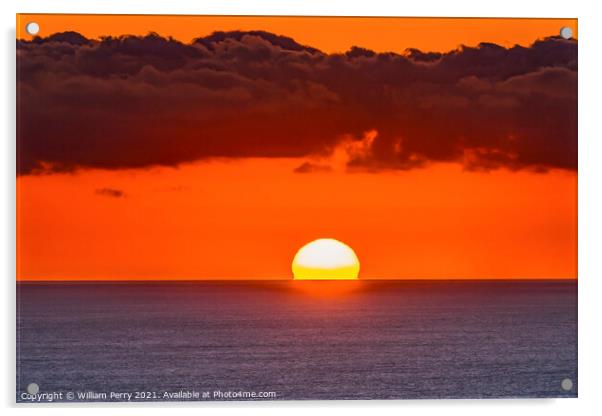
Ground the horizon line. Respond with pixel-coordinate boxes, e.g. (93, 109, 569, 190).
(16, 278, 578, 284)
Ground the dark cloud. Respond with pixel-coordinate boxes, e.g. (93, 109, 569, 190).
(95, 188, 125, 198)
(294, 162, 332, 173)
(17, 31, 577, 174)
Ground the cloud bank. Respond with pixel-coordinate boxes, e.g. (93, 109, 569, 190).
(17, 30, 577, 174)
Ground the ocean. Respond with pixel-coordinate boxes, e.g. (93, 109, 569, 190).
(16, 280, 577, 402)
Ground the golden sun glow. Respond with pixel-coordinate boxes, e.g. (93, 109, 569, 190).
(292, 238, 360, 280)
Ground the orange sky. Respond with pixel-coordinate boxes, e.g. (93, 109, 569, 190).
(16, 16, 578, 280)
(17, 15, 577, 53)
(17, 160, 577, 280)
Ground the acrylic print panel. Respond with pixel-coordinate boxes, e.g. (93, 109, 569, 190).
(16, 14, 577, 402)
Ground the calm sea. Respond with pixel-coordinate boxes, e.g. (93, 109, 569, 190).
(16, 280, 577, 402)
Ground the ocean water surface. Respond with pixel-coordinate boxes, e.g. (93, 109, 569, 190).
(16, 280, 577, 401)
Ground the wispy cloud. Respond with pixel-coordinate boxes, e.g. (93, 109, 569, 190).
(95, 188, 125, 198)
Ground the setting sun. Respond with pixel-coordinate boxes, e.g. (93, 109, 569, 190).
(292, 238, 360, 280)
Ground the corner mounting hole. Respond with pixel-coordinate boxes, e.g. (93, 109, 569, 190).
(561, 378, 573, 391)
(26, 22, 40, 36)
(560, 27, 573, 40)
(27, 383, 39, 394)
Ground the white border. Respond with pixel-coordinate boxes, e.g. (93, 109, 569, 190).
(2, 1, 601, 415)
